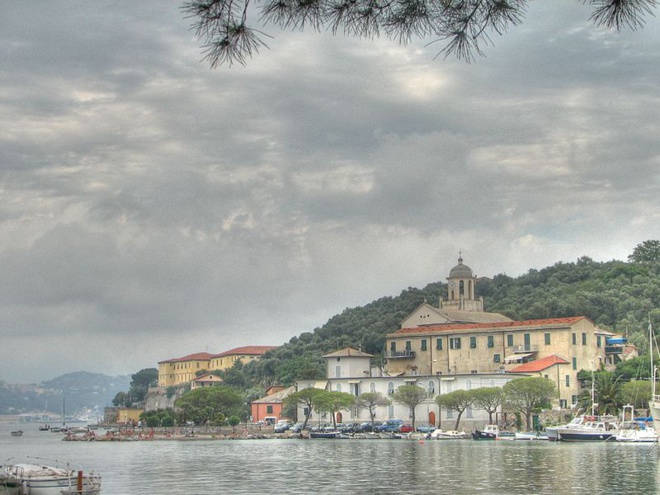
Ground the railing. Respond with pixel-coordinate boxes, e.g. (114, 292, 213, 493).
(513, 345, 538, 353)
(387, 350, 416, 359)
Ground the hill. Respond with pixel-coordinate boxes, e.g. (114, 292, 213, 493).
(0, 371, 131, 418)
(240, 253, 660, 388)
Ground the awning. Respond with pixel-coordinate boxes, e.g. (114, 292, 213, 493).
(312, 380, 328, 390)
(504, 353, 532, 363)
(347, 380, 361, 384)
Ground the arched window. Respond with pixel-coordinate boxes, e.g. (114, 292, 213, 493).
(336, 383, 342, 392)
(370, 382, 376, 393)
(388, 382, 394, 395)
(428, 381, 435, 394)
(466, 379, 472, 390)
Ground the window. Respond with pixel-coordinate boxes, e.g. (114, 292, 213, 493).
(470, 336, 477, 349)
(428, 381, 435, 394)
(487, 335, 494, 348)
(436, 338, 443, 350)
(582, 333, 587, 345)
(267, 405, 273, 414)
(494, 354, 501, 363)
(388, 405, 394, 417)
(447, 409, 454, 419)
(466, 405, 473, 418)
(544, 333, 551, 345)
(335, 366, 341, 378)
(597, 335, 602, 347)
(450, 337, 461, 350)
(572, 357, 577, 370)
(370, 382, 376, 393)
(390, 342, 396, 352)
(572, 333, 577, 345)
(565, 375, 570, 387)
(571, 395, 578, 405)
(560, 399, 567, 409)
(507, 335, 514, 347)
(388, 382, 394, 395)
(421, 339, 427, 351)
(405, 341, 412, 351)
(336, 383, 342, 392)
(466, 379, 472, 390)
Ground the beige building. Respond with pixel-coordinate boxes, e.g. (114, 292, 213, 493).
(384, 256, 614, 408)
(158, 346, 278, 387)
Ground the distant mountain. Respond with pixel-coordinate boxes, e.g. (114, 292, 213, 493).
(0, 371, 131, 417)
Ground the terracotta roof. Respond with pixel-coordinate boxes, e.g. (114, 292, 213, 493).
(388, 316, 590, 337)
(252, 385, 296, 404)
(509, 355, 570, 373)
(158, 352, 214, 364)
(212, 345, 278, 358)
(323, 347, 373, 358)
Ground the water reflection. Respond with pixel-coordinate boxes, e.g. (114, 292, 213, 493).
(2, 425, 660, 494)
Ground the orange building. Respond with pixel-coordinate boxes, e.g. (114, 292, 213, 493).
(250, 386, 295, 423)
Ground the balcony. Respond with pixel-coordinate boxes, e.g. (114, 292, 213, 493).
(513, 345, 538, 353)
(387, 350, 416, 359)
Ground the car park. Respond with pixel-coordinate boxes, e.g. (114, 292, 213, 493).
(416, 423, 435, 433)
(373, 419, 404, 433)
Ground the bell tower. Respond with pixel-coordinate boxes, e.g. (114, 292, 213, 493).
(441, 254, 483, 312)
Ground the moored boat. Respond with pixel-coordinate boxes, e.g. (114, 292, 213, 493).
(472, 424, 515, 441)
(429, 429, 468, 440)
(1, 459, 102, 495)
(309, 430, 340, 439)
(9, 431, 23, 437)
(555, 419, 617, 442)
(514, 431, 549, 441)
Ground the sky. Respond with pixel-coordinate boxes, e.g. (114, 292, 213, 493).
(1, 1, 659, 384)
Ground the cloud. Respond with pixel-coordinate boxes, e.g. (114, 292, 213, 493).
(0, 1, 659, 382)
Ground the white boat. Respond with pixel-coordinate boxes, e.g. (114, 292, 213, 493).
(555, 419, 617, 442)
(615, 404, 658, 443)
(429, 429, 468, 440)
(546, 415, 588, 441)
(1, 460, 101, 495)
(514, 431, 549, 441)
(472, 424, 515, 440)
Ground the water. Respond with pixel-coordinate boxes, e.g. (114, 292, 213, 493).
(2, 423, 660, 494)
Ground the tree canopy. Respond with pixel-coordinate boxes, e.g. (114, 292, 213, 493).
(436, 389, 475, 430)
(183, 0, 658, 66)
(174, 386, 245, 425)
(503, 377, 557, 430)
(392, 384, 428, 427)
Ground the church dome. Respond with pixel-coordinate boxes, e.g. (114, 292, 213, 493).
(449, 256, 474, 278)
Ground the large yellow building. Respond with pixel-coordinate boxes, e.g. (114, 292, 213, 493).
(384, 256, 614, 408)
(158, 346, 278, 387)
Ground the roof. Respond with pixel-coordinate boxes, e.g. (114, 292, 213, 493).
(211, 346, 278, 358)
(251, 386, 296, 404)
(509, 355, 570, 373)
(323, 347, 373, 359)
(158, 352, 214, 364)
(388, 316, 590, 337)
(448, 256, 474, 279)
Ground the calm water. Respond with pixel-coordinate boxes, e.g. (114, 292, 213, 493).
(2, 422, 660, 494)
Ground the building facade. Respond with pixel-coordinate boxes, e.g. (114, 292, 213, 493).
(384, 257, 615, 408)
(158, 346, 278, 387)
(297, 347, 519, 430)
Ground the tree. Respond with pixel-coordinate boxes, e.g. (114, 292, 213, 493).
(503, 377, 557, 430)
(183, 0, 658, 67)
(228, 415, 241, 433)
(314, 391, 357, 428)
(578, 370, 623, 416)
(471, 387, 503, 425)
(628, 240, 660, 264)
(436, 390, 475, 431)
(621, 380, 652, 411)
(174, 386, 244, 425)
(127, 368, 159, 404)
(284, 387, 325, 429)
(356, 392, 390, 425)
(392, 385, 428, 428)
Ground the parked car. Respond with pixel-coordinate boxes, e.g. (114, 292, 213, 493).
(338, 423, 360, 434)
(416, 423, 435, 433)
(398, 423, 414, 433)
(358, 421, 383, 433)
(289, 423, 305, 433)
(374, 419, 404, 433)
(274, 423, 291, 433)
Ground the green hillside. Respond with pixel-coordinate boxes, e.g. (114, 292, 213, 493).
(239, 242, 660, 388)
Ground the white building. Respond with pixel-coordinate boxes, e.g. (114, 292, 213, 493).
(296, 347, 520, 430)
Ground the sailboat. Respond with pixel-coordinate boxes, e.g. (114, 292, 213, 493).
(648, 316, 660, 436)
